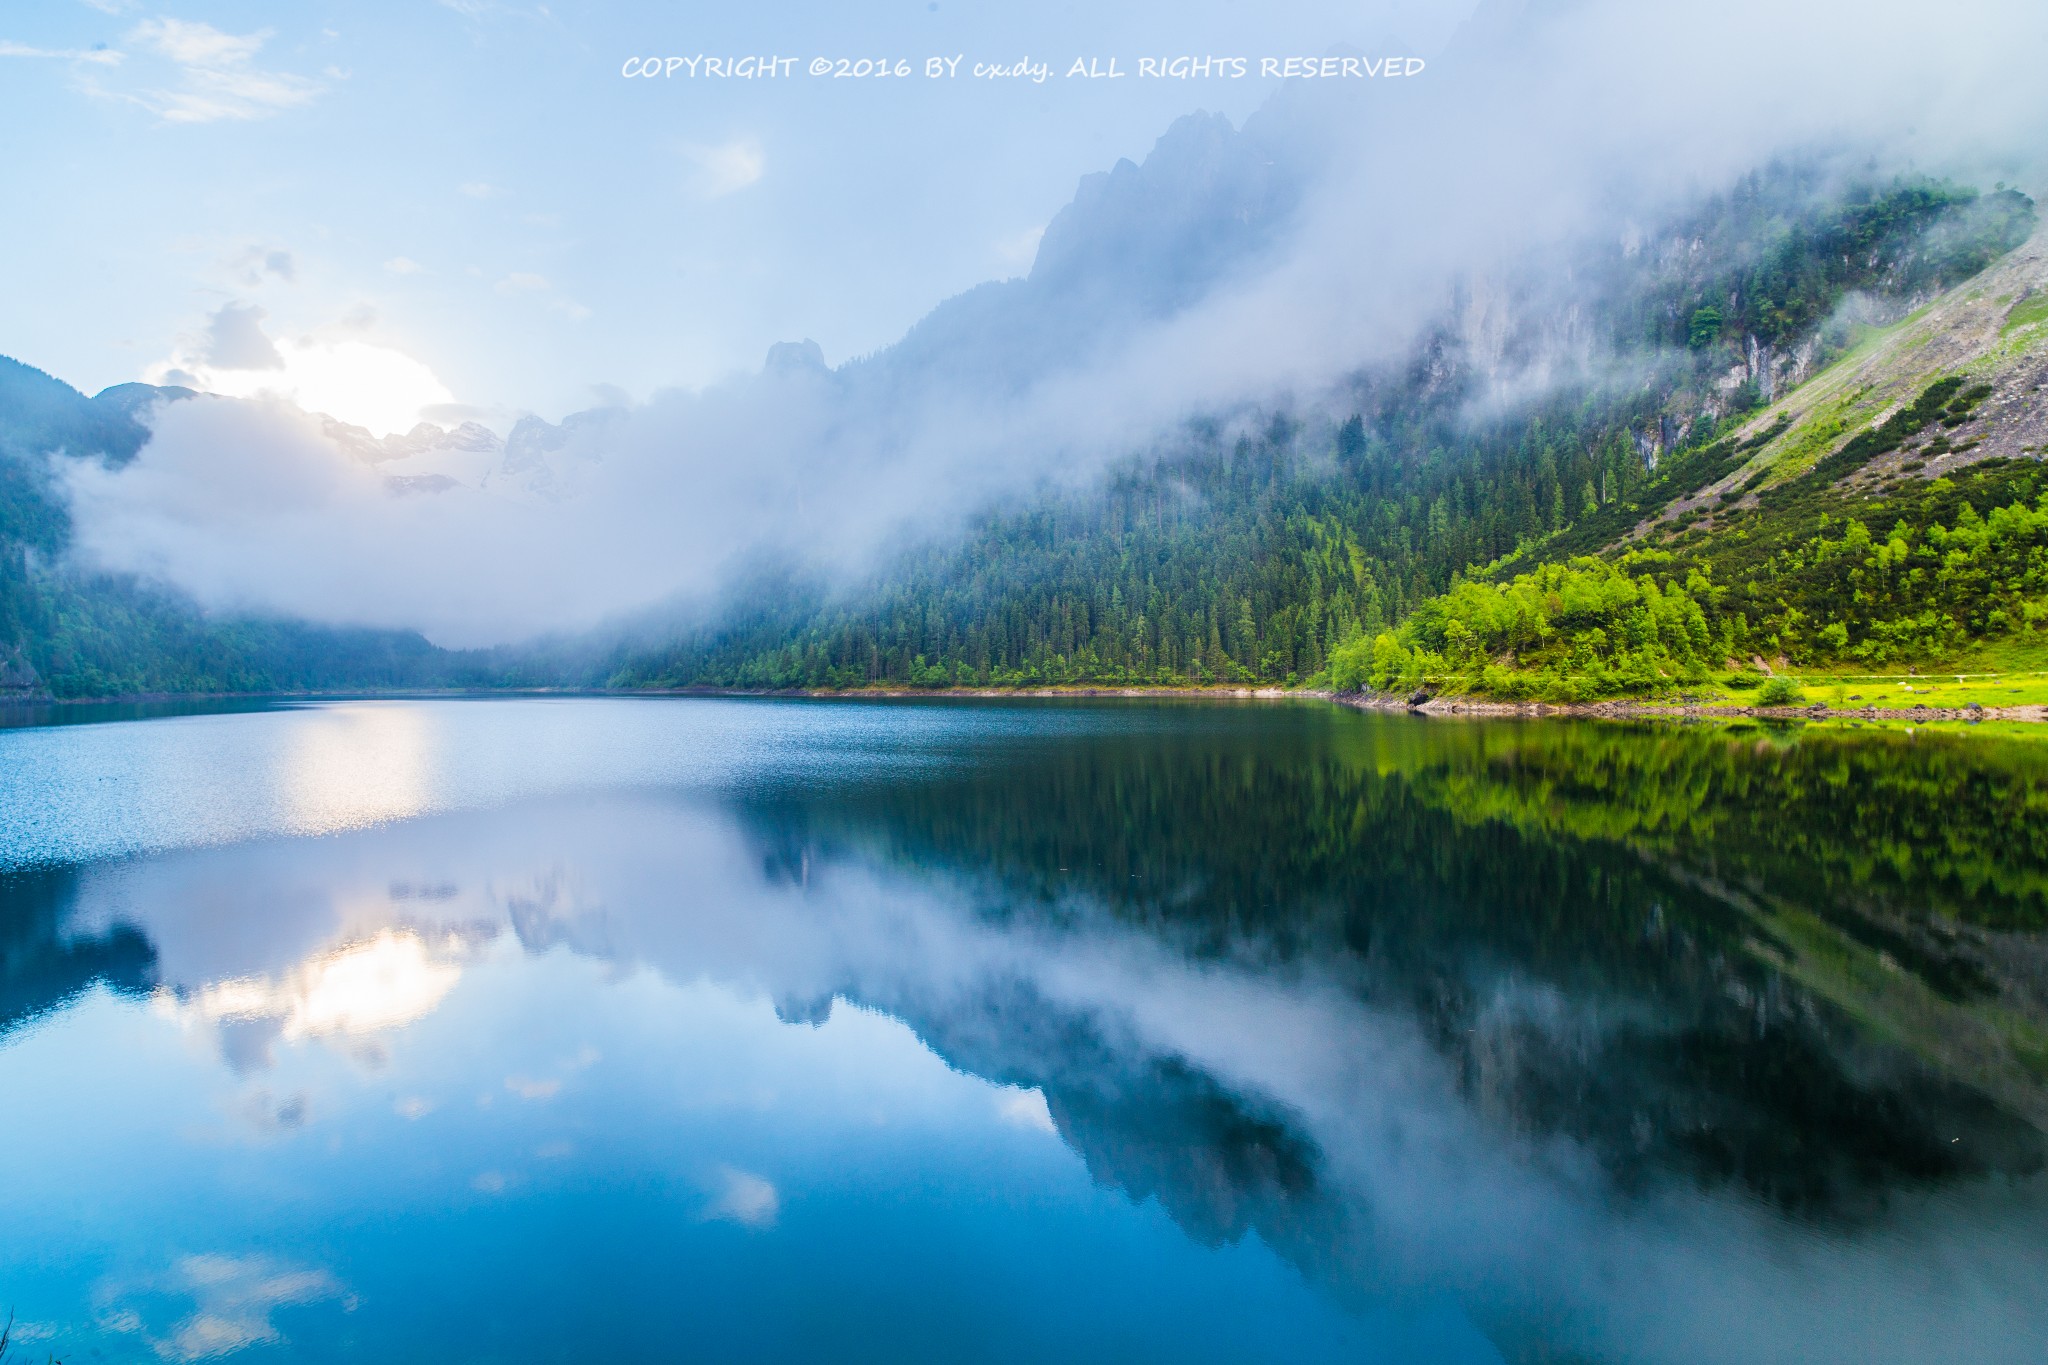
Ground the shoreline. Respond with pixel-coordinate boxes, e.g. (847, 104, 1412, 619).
(1329, 691, 2048, 724)
(7, 682, 2047, 726)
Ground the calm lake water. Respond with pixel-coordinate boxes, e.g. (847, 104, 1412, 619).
(3, 697, 2046, 1363)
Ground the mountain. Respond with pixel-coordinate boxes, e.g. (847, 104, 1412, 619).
(868, 107, 1311, 395)
(614, 173, 2040, 692)
(0, 358, 158, 468)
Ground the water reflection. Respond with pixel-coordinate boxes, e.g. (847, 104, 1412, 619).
(736, 715, 2048, 1208)
(3, 701, 2047, 1363)
(0, 863, 156, 1038)
(155, 927, 468, 1066)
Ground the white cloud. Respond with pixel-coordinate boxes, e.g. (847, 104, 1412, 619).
(202, 302, 285, 370)
(131, 16, 263, 67)
(0, 39, 122, 65)
(458, 180, 499, 199)
(383, 256, 426, 276)
(224, 244, 296, 285)
(147, 308, 458, 436)
(111, 18, 322, 123)
(682, 138, 765, 198)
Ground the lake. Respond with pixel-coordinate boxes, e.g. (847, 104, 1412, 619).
(2, 696, 2045, 1363)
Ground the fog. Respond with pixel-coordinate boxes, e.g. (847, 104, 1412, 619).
(62, 0, 2048, 647)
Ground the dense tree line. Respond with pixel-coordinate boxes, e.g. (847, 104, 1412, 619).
(619, 400, 1672, 689)
(1337, 441, 2048, 700)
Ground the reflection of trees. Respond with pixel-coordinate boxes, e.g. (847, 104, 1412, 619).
(0, 865, 156, 1040)
(734, 706, 2048, 1220)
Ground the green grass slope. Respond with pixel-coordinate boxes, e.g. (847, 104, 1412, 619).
(1335, 223, 2048, 704)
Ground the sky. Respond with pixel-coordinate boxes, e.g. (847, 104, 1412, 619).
(0, 0, 1476, 428)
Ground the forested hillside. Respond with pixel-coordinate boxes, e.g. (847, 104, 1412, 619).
(1337, 201, 2048, 701)
(613, 174, 2038, 692)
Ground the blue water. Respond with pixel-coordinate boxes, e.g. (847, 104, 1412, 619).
(2, 697, 2044, 1362)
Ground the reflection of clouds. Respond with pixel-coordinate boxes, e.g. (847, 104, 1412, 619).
(96, 1252, 348, 1362)
(505, 1044, 601, 1101)
(703, 1166, 780, 1229)
(996, 1087, 1058, 1134)
(278, 703, 432, 835)
(237, 1087, 309, 1133)
(158, 928, 463, 1047)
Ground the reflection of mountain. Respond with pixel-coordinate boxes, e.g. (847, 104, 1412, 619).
(11, 704, 2048, 1362)
(731, 707, 2048, 1212)
(885, 973, 1333, 1253)
(0, 865, 156, 1036)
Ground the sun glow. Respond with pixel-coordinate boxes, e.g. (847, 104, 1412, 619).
(159, 337, 455, 437)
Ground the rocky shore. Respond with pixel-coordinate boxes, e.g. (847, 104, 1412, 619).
(1332, 690, 2048, 724)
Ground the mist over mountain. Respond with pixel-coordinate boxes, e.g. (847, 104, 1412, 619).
(876, 103, 1314, 394)
(0, 358, 167, 467)
(46, 94, 1338, 647)
(5, 0, 2048, 681)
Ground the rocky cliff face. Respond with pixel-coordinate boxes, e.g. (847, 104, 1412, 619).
(1734, 221, 2048, 489)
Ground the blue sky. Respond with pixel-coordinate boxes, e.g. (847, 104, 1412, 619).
(1, 0, 1473, 426)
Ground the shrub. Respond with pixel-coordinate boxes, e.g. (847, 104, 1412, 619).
(1757, 674, 1804, 706)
